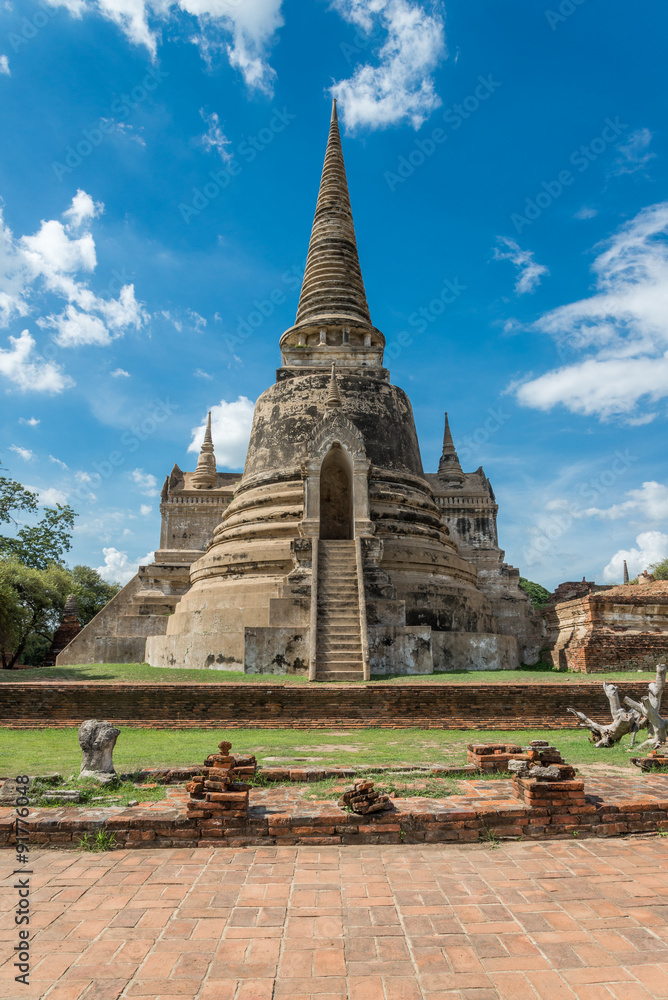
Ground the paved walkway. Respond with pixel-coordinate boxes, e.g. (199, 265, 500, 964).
(2, 839, 668, 999)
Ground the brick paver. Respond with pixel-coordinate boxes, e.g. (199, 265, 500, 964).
(3, 839, 668, 999)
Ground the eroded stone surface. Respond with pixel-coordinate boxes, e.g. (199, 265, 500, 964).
(78, 719, 120, 783)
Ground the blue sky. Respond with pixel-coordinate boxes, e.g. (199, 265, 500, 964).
(0, 0, 667, 589)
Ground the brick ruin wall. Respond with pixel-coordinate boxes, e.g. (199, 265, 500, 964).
(0, 680, 655, 729)
(543, 585, 668, 673)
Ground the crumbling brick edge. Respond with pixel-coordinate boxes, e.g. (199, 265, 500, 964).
(2, 788, 668, 849)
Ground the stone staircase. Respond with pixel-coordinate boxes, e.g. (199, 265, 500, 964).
(315, 540, 365, 681)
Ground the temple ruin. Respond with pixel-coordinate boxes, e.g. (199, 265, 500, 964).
(58, 102, 542, 678)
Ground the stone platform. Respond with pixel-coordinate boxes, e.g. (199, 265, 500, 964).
(2, 776, 668, 850)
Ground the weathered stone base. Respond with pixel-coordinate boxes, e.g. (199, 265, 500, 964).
(367, 626, 433, 675)
(432, 631, 519, 670)
(3, 776, 668, 849)
(145, 632, 244, 671)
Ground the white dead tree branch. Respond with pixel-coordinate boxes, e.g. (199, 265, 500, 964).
(624, 663, 667, 753)
(567, 681, 645, 748)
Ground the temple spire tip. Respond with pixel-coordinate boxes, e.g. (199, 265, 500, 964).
(438, 411, 465, 485)
(192, 411, 217, 490)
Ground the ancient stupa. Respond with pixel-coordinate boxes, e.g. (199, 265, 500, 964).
(60, 102, 540, 678)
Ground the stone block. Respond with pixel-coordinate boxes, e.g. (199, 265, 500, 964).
(432, 631, 520, 671)
(243, 626, 309, 675)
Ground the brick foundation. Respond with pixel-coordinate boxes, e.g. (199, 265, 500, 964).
(2, 776, 668, 848)
(0, 680, 657, 728)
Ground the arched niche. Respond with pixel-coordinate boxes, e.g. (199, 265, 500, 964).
(301, 412, 373, 539)
(319, 444, 353, 540)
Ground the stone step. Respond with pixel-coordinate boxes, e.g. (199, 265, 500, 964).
(315, 672, 364, 682)
(318, 656, 364, 665)
(318, 637, 361, 644)
(317, 618, 360, 626)
(318, 607, 359, 615)
(317, 542, 363, 675)
(319, 627, 360, 635)
(318, 609, 359, 615)
(319, 641, 363, 651)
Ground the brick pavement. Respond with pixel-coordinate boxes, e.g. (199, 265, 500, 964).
(2, 838, 668, 999)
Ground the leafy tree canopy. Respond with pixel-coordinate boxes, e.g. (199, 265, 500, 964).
(0, 468, 76, 569)
(0, 560, 72, 668)
(0, 561, 121, 668)
(519, 577, 552, 608)
(69, 565, 121, 626)
(0, 468, 121, 666)
(649, 557, 668, 581)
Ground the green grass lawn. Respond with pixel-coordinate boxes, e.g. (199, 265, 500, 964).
(0, 662, 658, 685)
(299, 770, 512, 801)
(0, 726, 649, 777)
(29, 776, 169, 808)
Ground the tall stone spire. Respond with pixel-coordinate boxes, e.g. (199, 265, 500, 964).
(191, 412, 218, 490)
(437, 412, 465, 486)
(279, 101, 385, 371)
(294, 99, 372, 330)
(623, 559, 629, 584)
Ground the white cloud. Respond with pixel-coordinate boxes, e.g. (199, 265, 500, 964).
(111, 367, 131, 377)
(9, 444, 33, 461)
(0, 330, 73, 393)
(19, 417, 40, 426)
(331, 0, 446, 130)
(194, 368, 213, 380)
(49, 455, 69, 469)
(0, 55, 9, 76)
(0, 207, 31, 327)
(199, 109, 232, 162)
(493, 237, 549, 295)
(584, 480, 668, 523)
(45, 305, 111, 347)
(610, 127, 655, 177)
(46, 0, 284, 92)
(26, 485, 69, 505)
(63, 189, 103, 228)
(512, 202, 668, 419)
(130, 467, 158, 496)
(21, 216, 97, 279)
(603, 530, 668, 583)
(575, 206, 597, 220)
(188, 395, 254, 469)
(95, 545, 154, 584)
(140, 503, 152, 515)
(0, 191, 147, 353)
(161, 310, 182, 332)
(187, 308, 206, 331)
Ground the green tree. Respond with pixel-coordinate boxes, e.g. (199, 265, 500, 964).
(69, 565, 121, 625)
(1, 563, 121, 667)
(519, 577, 552, 608)
(0, 468, 76, 569)
(649, 557, 668, 580)
(0, 561, 72, 668)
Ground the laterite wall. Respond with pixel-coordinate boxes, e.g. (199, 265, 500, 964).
(0, 681, 649, 728)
